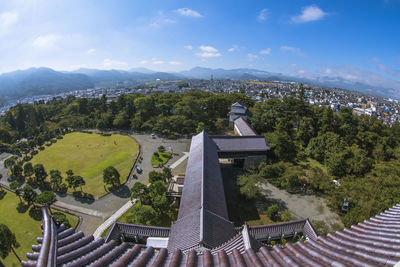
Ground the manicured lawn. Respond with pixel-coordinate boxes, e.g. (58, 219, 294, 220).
(151, 152, 171, 166)
(0, 191, 78, 267)
(29, 132, 139, 198)
(248, 213, 275, 226)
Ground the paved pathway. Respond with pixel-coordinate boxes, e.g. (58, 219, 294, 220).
(169, 152, 189, 169)
(93, 200, 136, 239)
(53, 201, 107, 218)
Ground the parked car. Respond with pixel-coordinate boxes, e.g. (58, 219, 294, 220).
(136, 166, 142, 174)
(150, 133, 155, 139)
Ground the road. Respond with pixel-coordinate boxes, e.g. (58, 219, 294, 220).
(0, 132, 190, 235)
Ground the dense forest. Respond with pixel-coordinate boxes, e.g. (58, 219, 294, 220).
(1, 90, 400, 228)
(0, 91, 253, 154)
(240, 92, 400, 227)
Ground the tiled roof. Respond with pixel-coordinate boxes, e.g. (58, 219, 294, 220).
(167, 131, 237, 252)
(23, 203, 400, 266)
(234, 116, 257, 136)
(210, 135, 270, 152)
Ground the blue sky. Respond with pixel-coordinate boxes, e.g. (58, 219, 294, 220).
(0, 0, 399, 89)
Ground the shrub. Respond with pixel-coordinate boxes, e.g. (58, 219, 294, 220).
(266, 205, 279, 221)
(52, 212, 72, 228)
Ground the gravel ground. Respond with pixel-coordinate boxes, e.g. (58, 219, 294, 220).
(260, 182, 343, 227)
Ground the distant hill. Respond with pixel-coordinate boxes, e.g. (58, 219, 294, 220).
(0, 68, 181, 97)
(179, 67, 278, 79)
(0, 66, 398, 99)
(0, 68, 94, 97)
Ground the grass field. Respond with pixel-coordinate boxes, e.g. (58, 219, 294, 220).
(151, 152, 171, 166)
(0, 191, 78, 267)
(29, 132, 139, 198)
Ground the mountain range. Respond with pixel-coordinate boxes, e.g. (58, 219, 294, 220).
(0, 66, 397, 99)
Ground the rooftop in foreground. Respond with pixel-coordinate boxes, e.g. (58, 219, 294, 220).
(21, 128, 400, 266)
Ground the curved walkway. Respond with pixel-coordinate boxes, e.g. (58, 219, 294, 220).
(0, 132, 190, 235)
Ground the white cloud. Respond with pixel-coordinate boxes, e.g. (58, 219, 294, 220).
(196, 46, 221, 57)
(247, 53, 259, 61)
(0, 11, 18, 32)
(184, 45, 193, 50)
(377, 63, 400, 77)
(297, 70, 306, 74)
(280, 46, 297, 52)
(169, 61, 181, 65)
(140, 60, 148, 64)
(102, 59, 128, 69)
(176, 8, 203, 18)
(320, 65, 400, 90)
(260, 48, 271, 55)
(148, 11, 176, 28)
(370, 57, 379, 62)
(257, 8, 269, 22)
(228, 45, 239, 52)
(199, 46, 218, 53)
(291, 5, 328, 23)
(86, 48, 95, 55)
(32, 34, 61, 49)
(280, 45, 305, 57)
(153, 60, 164, 65)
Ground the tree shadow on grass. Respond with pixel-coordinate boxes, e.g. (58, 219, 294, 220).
(17, 202, 29, 213)
(0, 190, 6, 200)
(29, 206, 42, 221)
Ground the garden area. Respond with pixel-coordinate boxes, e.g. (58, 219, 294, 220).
(26, 132, 139, 198)
(151, 146, 171, 167)
(0, 190, 77, 267)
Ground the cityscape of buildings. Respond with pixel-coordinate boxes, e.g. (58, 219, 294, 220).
(2, 79, 400, 126)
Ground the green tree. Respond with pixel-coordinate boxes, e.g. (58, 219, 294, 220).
(149, 171, 164, 184)
(162, 167, 173, 183)
(49, 169, 63, 191)
(36, 191, 57, 212)
(266, 205, 279, 221)
(130, 182, 150, 204)
(73, 176, 86, 191)
(126, 205, 157, 226)
(0, 224, 20, 263)
(152, 195, 170, 214)
(149, 181, 167, 199)
(265, 131, 297, 162)
(281, 210, 291, 222)
(65, 170, 75, 189)
(9, 182, 22, 202)
(23, 162, 34, 178)
(33, 164, 47, 186)
(237, 173, 262, 199)
(4, 156, 17, 168)
(11, 164, 23, 180)
(22, 185, 37, 206)
(103, 166, 120, 187)
(196, 122, 205, 133)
